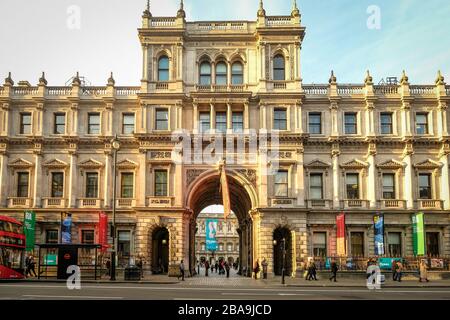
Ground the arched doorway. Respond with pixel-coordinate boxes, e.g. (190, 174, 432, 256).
(273, 227, 292, 276)
(151, 227, 169, 274)
(186, 169, 258, 277)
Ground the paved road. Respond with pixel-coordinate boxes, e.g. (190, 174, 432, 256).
(1, 283, 449, 300)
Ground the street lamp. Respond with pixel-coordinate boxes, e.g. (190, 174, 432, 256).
(110, 134, 120, 281)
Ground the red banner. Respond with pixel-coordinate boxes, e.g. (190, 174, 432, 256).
(336, 213, 346, 256)
(98, 211, 108, 253)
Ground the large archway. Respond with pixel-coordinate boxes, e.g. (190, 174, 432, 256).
(186, 169, 259, 277)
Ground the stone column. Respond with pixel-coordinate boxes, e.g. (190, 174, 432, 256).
(437, 102, 448, 138)
(193, 103, 198, 133)
(332, 146, 340, 209)
(0, 151, 9, 207)
(104, 150, 112, 208)
(250, 210, 261, 266)
(105, 103, 113, 136)
(226, 102, 232, 133)
(439, 145, 450, 210)
(1, 103, 10, 136)
(227, 63, 232, 87)
(402, 144, 414, 209)
(137, 149, 147, 207)
(33, 151, 42, 208)
(365, 101, 375, 137)
(330, 102, 339, 137)
(71, 103, 79, 136)
(366, 143, 377, 208)
(68, 150, 78, 208)
(35, 103, 44, 136)
(295, 100, 303, 133)
(260, 103, 267, 129)
(401, 101, 412, 137)
(244, 102, 249, 132)
(210, 103, 215, 132)
(296, 146, 305, 206)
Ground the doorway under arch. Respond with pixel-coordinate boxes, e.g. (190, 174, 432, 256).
(151, 226, 169, 274)
(273, 227, 293, 276)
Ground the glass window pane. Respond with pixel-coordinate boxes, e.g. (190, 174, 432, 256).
(158, 56, 169, 69)
(155, 170, 167, 196)
(199, 113, 210, 132)
(86, 173, 98, 198)
(388, 233, 401, 245)
(17, 172, 29, 197)
(273, 55, 285, 81)
(155, 109, 168, 130)
(232, 112, 243, 132)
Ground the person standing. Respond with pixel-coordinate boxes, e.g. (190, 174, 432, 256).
(225, 262, 230, 278)
(178, 260, 185, 281)
(261, 258, 268, 279)
(391, 260, 398, 281)
(396, 260, 403, 282)
(205, 260, 209, 277)
(329, 260, 338, 282)
(253, 259, 260, 279)
(27, 255, 37, 277)
(311, 260, 318, 280)
(419, 260, 429, 282)
(197, 260, 200, 275)
(136, 256, 143, 279)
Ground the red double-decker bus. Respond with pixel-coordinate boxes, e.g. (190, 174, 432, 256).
(0, 216, 25, 279)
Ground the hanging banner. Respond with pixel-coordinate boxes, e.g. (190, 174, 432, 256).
(336, 213, 346, 256)
(373, 214, 385, 256)
(98, 211, 108, 253)
(24, 211, 35, 252)
(205, 219, 218, 251)
(412, 212, 425, 256)
(61, 213, 72, 244)
(219, 163, 231, 220)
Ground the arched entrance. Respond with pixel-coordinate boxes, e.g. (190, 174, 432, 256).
(151, 227, 169, 274)
(273, 227, 292, 276)
(186, 169, 259, 277)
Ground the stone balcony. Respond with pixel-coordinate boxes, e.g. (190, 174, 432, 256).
(305, 199, 333, 209)
(78, 198, 103, 208)
(340, 199, 370, 209)
(147, 196, 175, 207)
(377, 199, 407, 209)
(42, 197, 67, 208)
(116, 198, 136, 208)
(194, 84, 248, 93)
(7, 197, 32, 208)
(415, 199, 443, 210)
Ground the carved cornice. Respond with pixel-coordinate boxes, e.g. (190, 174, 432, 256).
(8, 158, 33, 168)
(340, 159, 368, 169)
(78, 158, 104, 169)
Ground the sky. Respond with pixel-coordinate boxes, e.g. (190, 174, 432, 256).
(0, 0, 449, 86)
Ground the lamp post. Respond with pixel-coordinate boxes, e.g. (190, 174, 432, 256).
(110, 134, 120, 281)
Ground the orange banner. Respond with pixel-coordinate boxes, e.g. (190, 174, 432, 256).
(220, 164, 231, 220)
(336, 213, 346, 256)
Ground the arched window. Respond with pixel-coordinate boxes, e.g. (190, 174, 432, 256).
(158, 56, 169, 81)
(231, 62, 243, 84)
(273, 54, 285, 81)
(215, 62, 227, 85)
(199, 61, 211, 85)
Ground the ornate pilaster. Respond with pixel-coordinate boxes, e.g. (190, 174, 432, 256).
(402, 141, 414, 209)
(439, 143, 450, 209)
(0, 144, 8, 207)
(331, 143, 340, 208)
(366, 141, 377, 207)
(32, 143, 43, 208)
(68, 145, 78, 208)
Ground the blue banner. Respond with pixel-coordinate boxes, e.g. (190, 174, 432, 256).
(374, 214, 385, 256)
(205, 219, 218, 251)
(61, 214, 72, 244)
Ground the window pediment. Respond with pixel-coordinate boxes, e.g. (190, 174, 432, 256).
(8, 158, 33, 168)
(340, 159, 368, 169)
(413, 159, 442, 169)
(79, 158, 104, 169)
(43, 159, 68, 169)
(117, 159, 138, 170)
(376, 159, 404, 170)
(305, 159, 331, 169)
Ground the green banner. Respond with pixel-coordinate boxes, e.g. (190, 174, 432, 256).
(24, 210, 35, 252)
(412, 212, 425, 256)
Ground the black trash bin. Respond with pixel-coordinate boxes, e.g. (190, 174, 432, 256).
(124, 265, 141, 281)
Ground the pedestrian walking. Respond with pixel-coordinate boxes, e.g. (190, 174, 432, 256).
(215, 262, 219, 273)
(253, 259, 260, 279)
(136, 256, 143, 279)
(205, 260, 209, 277)
(178, 260, 185, 281)
(396, 260, 403, 282)
(419, 260, 429, 282)
(26, 255, 37, 277)
(311, 260, 318, 280)
(225, 262, 230, 278)
(329, 260, 338, 282)
(391, 260, 397, 281)
(261, 258, 268, 279)
(105, 258, 111, 276)
(197, 260, 200, 275)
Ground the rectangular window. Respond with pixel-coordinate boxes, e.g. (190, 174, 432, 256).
(416, 113, 428, 134)
(199, 112, 210, 133)
(426, 232, 439, 256)
(51, 172, 64, 198)
(219, 243, 224, 251)
(380, 112, 393, 134)
(154, 170, 168, 197)
(344, 112, 357, 134)
(308, 113, 322, 134)
(350, 232, 364, 256)
(201, 243, 205, 251)
(85, 172, 99, 198)
(227, 243, 232, 252)
(46, 229, 59, 244)
(313, 232, 327, 257)
(118, 231, 131, 258)
(122, 113, 135, 134)
(382, 173, 395, 199)
(273, 109, 287, 130)
(274, 170, 288, 197)
(20, 113, 32, 134)
(120, 173, 134, 198)
(88, 113, 100, 134)
(346, 173, 359, 199)
(155, 109, 169, 131)
(215, 112, 227, 133)
(309, 173, 323, 199)
(81, 230, 95, 244)
(388, 232, 402, 257)
(17, 172, 29, 197)
(54, 113, 66, 134)
(418, 173, 432, 199)
(232, 112, 243, 132)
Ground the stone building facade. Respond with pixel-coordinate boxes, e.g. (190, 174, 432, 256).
(0, 1, 449, 275)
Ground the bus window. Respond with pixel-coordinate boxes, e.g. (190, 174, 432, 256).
(0, 221, 4, 232)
